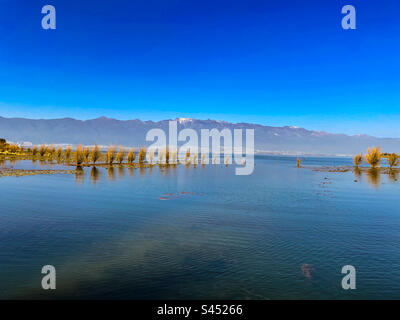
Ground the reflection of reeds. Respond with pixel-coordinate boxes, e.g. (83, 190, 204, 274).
(353, 167, 362, 180)
(75, 166, 85, 184)
(353, 154, 362, 167)
(388, 169, 399, 182)
(90, 166, 100, 184)
(365, 147, 381, 168)
(118, 166, 125, 179)
(107, 166, 115, 181)
(366, 168, 381, 188)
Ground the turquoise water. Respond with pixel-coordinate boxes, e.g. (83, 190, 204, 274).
(0, 156, 399, 299)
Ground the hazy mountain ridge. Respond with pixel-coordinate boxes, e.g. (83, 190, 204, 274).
(1, 116, 399, 155)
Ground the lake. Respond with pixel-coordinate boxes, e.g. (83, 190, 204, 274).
(0, 155, 399, 299)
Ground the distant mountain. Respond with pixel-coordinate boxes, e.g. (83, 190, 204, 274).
(1, 116, 399, 155)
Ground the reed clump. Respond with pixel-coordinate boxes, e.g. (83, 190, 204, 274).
(165, 147, 170, 164)
(74, 145, 84, 166)
(82, 146, 90, 164)
(65, 146, 72, 160)
(185, 149, 191, 163)
(138, 147, 147, 164)
(39, 145, 48, 157)
(127, 148, 136, 164)
(353, 154, 363, 167)
(32, 146, 38, 156)
(91, 143, 102, 164)
(365, 147, 381, 168)
(297, 158, 301, 168)
(56, 147, 63, 159)
(107, 145, 117, 165)
(116, 146, 126, 164)
(387, 153, 399, 168)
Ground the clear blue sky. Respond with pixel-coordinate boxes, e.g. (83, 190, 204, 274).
(0, 0, 399, 137)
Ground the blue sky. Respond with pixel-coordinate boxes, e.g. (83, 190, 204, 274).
(0, 0, 399, 137)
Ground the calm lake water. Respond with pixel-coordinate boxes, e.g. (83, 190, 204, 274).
(0, 156, 399, 299)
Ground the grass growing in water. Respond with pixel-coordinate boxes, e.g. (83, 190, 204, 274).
(138, 147, 146, 164)
(387, 153, 399, 168)
(116, 146, 126, 164)
(74, 145, 84, 166)
(107, 145, 117, 165)
(127, 148, 136, 164)
(365, 147, 381, 168)
(353, 154, 363, 167)
(91, 143, 102, 164)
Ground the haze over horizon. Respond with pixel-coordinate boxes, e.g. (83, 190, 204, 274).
(0, 113, 397, 139)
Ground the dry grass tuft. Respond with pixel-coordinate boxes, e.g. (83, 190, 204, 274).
(74, 145, 84, 166)
(165, 147, 170, 164)
(365, 147, 381, 168)
(116, 146, 126, 164)
(127, 148, 136, 164)
(91, 143, 102, 164)
(107, 145, 117, 164)
(56, 147, 63, 159)
(32, 146, 38, 156)
(39, 145, 47, 157)
(138, 147, 147, 164)
(387, 153, 399, 168)
(65, 146, 72, 160)
(82, 146, 90, 164)
(353, 154, 362, 167)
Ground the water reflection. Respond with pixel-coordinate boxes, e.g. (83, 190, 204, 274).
(366, 168, 381, 188)
(75, 167, 85, 184)
(388, 169, 399, 183)
(117, 166, 125, 180)
(353, 167, 362, 181)
(90, 167, 101, 185)
(107, 167, 115, 181)
(128, 167, 135, 177)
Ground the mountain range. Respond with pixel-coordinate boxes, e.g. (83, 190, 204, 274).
(1, 116, 399, 156)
